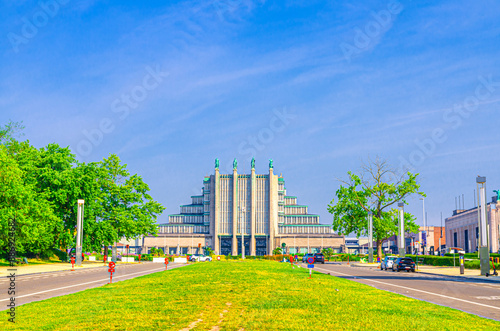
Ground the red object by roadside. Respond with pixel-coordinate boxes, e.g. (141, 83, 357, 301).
(138, 254, 141, 262)
(70, 256, 75, 269)
(108, 261, 116, 283)
(164, 257, 169, 270)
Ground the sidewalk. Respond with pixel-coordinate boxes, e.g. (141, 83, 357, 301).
(0, 261, 135, 277)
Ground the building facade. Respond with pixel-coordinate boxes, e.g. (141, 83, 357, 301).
(407, 226, 446, 255)
(445, 198, 499, 253)
(142, 159, 344, 255)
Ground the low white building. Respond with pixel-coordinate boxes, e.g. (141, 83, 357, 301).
(445, 197, 499, 253)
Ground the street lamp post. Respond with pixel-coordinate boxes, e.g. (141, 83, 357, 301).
(368, 211, 373, 263)
(76, 199, 85, 267)
(398, 202, 406, 257)
(476, 176, 490, 275)
(419, 197, 426, 255)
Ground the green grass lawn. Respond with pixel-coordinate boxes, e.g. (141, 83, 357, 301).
(2, 260, 499, 330)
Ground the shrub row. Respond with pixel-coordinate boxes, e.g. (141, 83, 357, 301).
(406, 254, 483, 269)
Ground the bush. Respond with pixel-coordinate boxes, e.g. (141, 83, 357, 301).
(51, 249, 68, 262)
(405, 254, 483, 269)
(328, 254, 362, 262)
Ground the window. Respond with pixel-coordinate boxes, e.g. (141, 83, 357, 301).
(453, 232, 458, 248)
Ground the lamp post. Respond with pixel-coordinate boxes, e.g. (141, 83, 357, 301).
(76, 200, 85, 267)
(419, 197, 426, 255)
(368, 211, 373, 263)
(398, 202, 406, 257)
(476, 176, 490, 275)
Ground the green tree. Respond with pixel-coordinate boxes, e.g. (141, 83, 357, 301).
(203, 246, 214, 256)
(0, 145, 61, 257)
(321, 247, 334, 261)
(272, 247, 282, 255)
(93, 154, 164, 256)
(0, 121, 164, 259)
(0, 121, 24, 144)
(328, 158, 423, 258)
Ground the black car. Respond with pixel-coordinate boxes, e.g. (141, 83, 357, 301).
(313, 253, 325, 264)
(392, 257, 415, 272)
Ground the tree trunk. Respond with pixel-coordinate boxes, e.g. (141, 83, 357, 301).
(103, 246, 109, 262)
(377, 239, 383, 259)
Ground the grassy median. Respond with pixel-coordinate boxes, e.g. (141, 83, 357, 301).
(2, 260, 499, 330)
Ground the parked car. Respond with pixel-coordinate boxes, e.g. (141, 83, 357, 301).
(381, 256, 398, 271)
(392, 257, 415, 272)
(313, 253, 325, 264)
(189, 254, 212, 262)
(302, 253, 315, 263)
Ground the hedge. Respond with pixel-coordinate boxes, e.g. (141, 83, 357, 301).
(406, 254, 484, 269)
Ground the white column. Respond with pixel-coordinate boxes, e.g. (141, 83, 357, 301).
(76, 199, 85, 266)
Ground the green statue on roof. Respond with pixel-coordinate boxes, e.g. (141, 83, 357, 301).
(215, 158, 219, 169)
(269, 159, 273, 169)
(251, 157, 255, 169)
(494, 190, 500, 201)
(233, 158, 237, 170)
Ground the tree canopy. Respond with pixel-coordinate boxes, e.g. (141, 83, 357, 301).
(328, 158, 424, 258)
(0, 122, 164, 258)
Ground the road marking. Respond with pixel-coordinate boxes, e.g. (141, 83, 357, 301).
(475, 296, 500, 300)
(0, 265, 186, 303)
(314, 266, 500, 311)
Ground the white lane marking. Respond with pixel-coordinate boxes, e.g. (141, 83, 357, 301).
(314, 266, 500, 311)
(0, 265, 186, 302)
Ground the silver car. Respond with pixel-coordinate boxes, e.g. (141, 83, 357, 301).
(381, 256, 398, 270)
(189, 254, 212, 262)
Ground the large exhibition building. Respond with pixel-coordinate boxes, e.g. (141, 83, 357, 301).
(142, 159, 345, 255)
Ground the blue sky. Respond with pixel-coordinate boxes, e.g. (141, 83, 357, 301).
(2, 0, 500, 232)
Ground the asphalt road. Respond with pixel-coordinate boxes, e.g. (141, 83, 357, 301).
(308, 262, 500, 321)
(0, 262, 187, 310)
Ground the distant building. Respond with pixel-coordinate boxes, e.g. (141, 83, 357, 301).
(117, 236, 143, 254)
(407, 226, 446, 255)
(445, 197, 499, 253)
(346, 238, 369, 254)
(142, 159, 344, 255)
